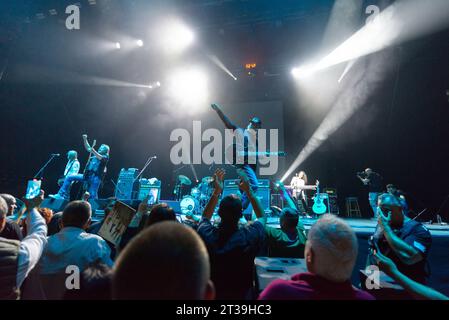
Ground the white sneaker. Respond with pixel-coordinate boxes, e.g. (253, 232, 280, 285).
(49, 194, 66, 200)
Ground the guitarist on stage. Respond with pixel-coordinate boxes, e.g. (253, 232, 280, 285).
(50, 134, 110, 201)
(290, 171, 316, 215)
(57, 150, 80, 187)
(211, 103, 261, 211)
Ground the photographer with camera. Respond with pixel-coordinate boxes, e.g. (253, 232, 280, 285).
(368, 193, 432, 285)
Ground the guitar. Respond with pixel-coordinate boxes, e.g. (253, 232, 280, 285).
(225, 143, 287, 165)
(312, 180, 327, 215)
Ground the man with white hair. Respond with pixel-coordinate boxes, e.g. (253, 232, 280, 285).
(259, 214, 374, 300)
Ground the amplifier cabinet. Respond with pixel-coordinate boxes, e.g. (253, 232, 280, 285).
(114, 168, 139, 200)
(222, 179, 271, 214)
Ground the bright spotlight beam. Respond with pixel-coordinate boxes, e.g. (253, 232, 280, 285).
(282, 0, 449, 182)
(160, 20, 195, 53)
(281, 61, 378, 182)
(292, 0, 449, 77)
(207, 54, 237, 80)
(168, 68, 208, 106)
(189, 164, 198, 183)
(10, 64, 157, 89)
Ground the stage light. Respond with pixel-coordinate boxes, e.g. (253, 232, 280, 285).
(147, 81, 161, 89)
(206, 54, 238, 81)
(245, 63, 257, 69)
(291, 0, 449, 78)
(136, 39, 144, 47)
(283, 0, 449, 182)
(291, 65, 319, 80)
(115, 42, 121, 49)
(168, 68, 208, 106)
(160, 20, 195, 53)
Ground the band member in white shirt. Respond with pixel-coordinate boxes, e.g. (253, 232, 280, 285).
(58, 150, 80, 186)
(51, 150, 80, 200)
(290, 171, 316, 214)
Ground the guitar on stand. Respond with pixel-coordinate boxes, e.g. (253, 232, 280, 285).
(312, 180, 327, 216)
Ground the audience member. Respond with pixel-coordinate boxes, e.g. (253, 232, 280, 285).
(47, 212, 63, 236)
(38, 200, 113, 299)
(113, 221, 214, 300)
(386, 184, 409, 216)
(20, 207, 53, 237)
(197, 168, 266, 299)
(0, 194, 18, 216)
(0, 191, 47, 299)
(0, 218, 23, 241)
(368, 193, 432, 284)
(374, 249, 448, 300)
(265, 182, 307, 258)
(63, 261, 112, 300)
(87, 198, 116, 235)
(119, 199, 177, 252)
(259, 214, 374, 300)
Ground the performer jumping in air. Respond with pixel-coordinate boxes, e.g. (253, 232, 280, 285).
(50, 134, 110, 200)
(211, 103, 261, 211)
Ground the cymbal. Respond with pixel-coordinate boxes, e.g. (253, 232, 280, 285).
(177, 175, 192, 185)
(202, 176, 214, 184)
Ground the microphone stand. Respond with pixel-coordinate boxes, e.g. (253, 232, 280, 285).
(134, 156, 157, 183)
(34, 154, 59, 179)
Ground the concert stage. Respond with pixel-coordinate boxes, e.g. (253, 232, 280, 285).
(268, 216, 449, 235)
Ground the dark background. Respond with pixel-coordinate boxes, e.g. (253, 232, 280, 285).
(0, 0, 448, 220)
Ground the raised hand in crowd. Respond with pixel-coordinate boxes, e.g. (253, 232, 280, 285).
(202, 168, 225, 220)
(237, 169, 265, 223)
(237, 169, 251, 195)
(213, 168, 225, 195)
(374, 250, 448, 300)
(22, 190, 45, 210)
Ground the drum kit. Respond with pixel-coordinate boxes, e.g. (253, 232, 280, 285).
(175, 175, 215, 216)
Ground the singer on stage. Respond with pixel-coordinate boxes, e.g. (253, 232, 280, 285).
(50, 134, 110, 200)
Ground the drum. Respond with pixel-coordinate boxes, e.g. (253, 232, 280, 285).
(180, 196, 199, 215)
(190, 187, 201, 199)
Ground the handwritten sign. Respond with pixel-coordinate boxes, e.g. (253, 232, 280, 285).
(98, 201, 136, 246)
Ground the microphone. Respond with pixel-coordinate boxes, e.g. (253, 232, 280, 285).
(152, 156, 157, 159)
(51, 153, 61, 157)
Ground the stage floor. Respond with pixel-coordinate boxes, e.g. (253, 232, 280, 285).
(266, 216, 449, 236)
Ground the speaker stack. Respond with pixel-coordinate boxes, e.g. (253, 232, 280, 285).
(324, 188, 339, 215)
(222, 179, 271, 214)
(114, 168, 140, 200)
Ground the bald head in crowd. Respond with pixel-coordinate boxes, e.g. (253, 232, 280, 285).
(62, 201, 92, 229)
(112, 221, 215, 300)
(305, 214, 358, 283)
(377, 193, 405, 228)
